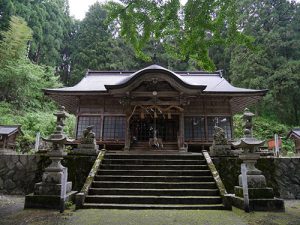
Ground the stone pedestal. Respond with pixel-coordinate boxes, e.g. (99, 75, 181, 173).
(179, 146, 188, 152)
(210, 144, 232, 156)
(75, 143, 99, 155)
(238, 154, 266, 188)
(75, 125, 100, 155)
(230, 195, 285, 212)
(24, 158, 76, 209)
(209, 126, 232, 156)
(231, 153, 285, 211)
(25, 152, 76, 209)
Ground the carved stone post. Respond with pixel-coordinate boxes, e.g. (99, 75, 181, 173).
(25, 106, 76, 209)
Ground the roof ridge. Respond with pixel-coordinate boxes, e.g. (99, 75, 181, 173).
(86, 70, 221, 76)
(86, 64, 222, 76)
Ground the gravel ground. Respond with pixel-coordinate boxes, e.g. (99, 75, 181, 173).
(0, 195, 299, 225)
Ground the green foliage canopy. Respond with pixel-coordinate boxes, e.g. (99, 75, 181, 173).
(0, 17, 74, 152)
(230, 0, 300, 125)
(105, 0, 253, 70)
(69, 3, 144, 85)
(0, 0, 15, 32)
(12, 0, 72, 67)
(0, 16, 61, 108)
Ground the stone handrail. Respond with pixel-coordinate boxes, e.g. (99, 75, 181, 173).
(202, 150, 232, 209)
(75, 150, 106, 209)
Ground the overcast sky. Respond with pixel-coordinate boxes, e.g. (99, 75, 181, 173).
(69, 0, 298, 20)
(69, 0, 188, 20)
(69, 0, 101, 20)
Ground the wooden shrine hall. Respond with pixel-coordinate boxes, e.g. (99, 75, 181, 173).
(44, 65, 267, 152)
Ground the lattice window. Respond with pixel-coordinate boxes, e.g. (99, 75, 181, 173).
(76, 116, 101, 139)
(103, 116, 126, 140)
(184, 116, 206, 141)
(207, 116, 232, 140)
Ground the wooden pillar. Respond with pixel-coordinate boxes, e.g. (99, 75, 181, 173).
(179, 113, 186, 152)
(3, 136, 7, 149)
(100, 114, 104, 141)
(205, 116, 208, 142)
(124, 115, 130, 151)
(75, 96, 80, 139)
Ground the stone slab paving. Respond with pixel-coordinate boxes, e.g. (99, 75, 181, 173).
(0, 195, 300, 225)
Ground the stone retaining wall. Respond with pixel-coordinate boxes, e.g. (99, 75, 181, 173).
(0, 154, 299, 199)
(213, 157, 300, 199)
(0, 154, 95, 195)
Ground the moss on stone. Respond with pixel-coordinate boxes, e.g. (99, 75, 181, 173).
(234, 186, 274, 199)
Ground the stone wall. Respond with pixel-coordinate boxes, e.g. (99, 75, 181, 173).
(0, 154, 95, 195)
(1, 154, 299, 199)
(213, 157, 300, 199)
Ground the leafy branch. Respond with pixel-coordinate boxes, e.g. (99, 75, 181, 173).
(105, 0, 253, 70)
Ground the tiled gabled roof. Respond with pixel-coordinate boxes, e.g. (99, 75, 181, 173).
(44, 64, 267, 95)
(0, 125, 22, 136)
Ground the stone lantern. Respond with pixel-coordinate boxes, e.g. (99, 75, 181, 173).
(233, 108, 265, 188)
(25, 106, 76, 209)
(231, 108, 284, 211)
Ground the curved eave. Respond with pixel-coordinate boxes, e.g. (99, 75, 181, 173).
(44, 88, 268, 97)
(203, 89, 268, 96)
(104, 68, 207, 91)
(43, 89, 108, 95)
(43, 91, 80, 114)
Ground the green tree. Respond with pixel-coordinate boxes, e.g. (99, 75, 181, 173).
(69, 2, 206, 85)
(0, 0, 15, 32)
(105, 0, 252, 70)
(69, 3, 140, 85)
(0, 16, 61, 108)
(11, 0, 72, 68)
(230, 0, 300, 125)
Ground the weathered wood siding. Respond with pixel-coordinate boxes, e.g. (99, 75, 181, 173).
(184, 97, 231, 115)
(78, 96, 124, 115)
(75, 95, 233, 145)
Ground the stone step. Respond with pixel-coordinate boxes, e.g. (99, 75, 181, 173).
(131, 143, 178, 147)
(104, 154, 203, 160)
(102, 159, 207, 165)
(130, 145, 178, 149)
(98, 170, 211, 176)
(94, 175, 215, 182)
(129, 148, 179, 151)
(85, 195, 222, 205)
(92, 181, 217, 189)
(88, 188, 220, 196)
(82, 203, 225, 210)
(130, 144, 178, 147)
(100, 164, 208, 170)
(81, 152, 225, 210)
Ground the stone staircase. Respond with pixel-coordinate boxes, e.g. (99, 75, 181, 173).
(130, 141, 179, 151)
(82, 153, 225, 209)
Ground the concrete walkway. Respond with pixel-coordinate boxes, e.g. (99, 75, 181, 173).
(0, 195, 300, 225)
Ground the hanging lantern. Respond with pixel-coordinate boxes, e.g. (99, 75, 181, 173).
(140, 111, 145, 119)
(167, 112, 171, 119)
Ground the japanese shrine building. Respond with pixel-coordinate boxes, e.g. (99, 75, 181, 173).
(44, 65, 267, 151)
